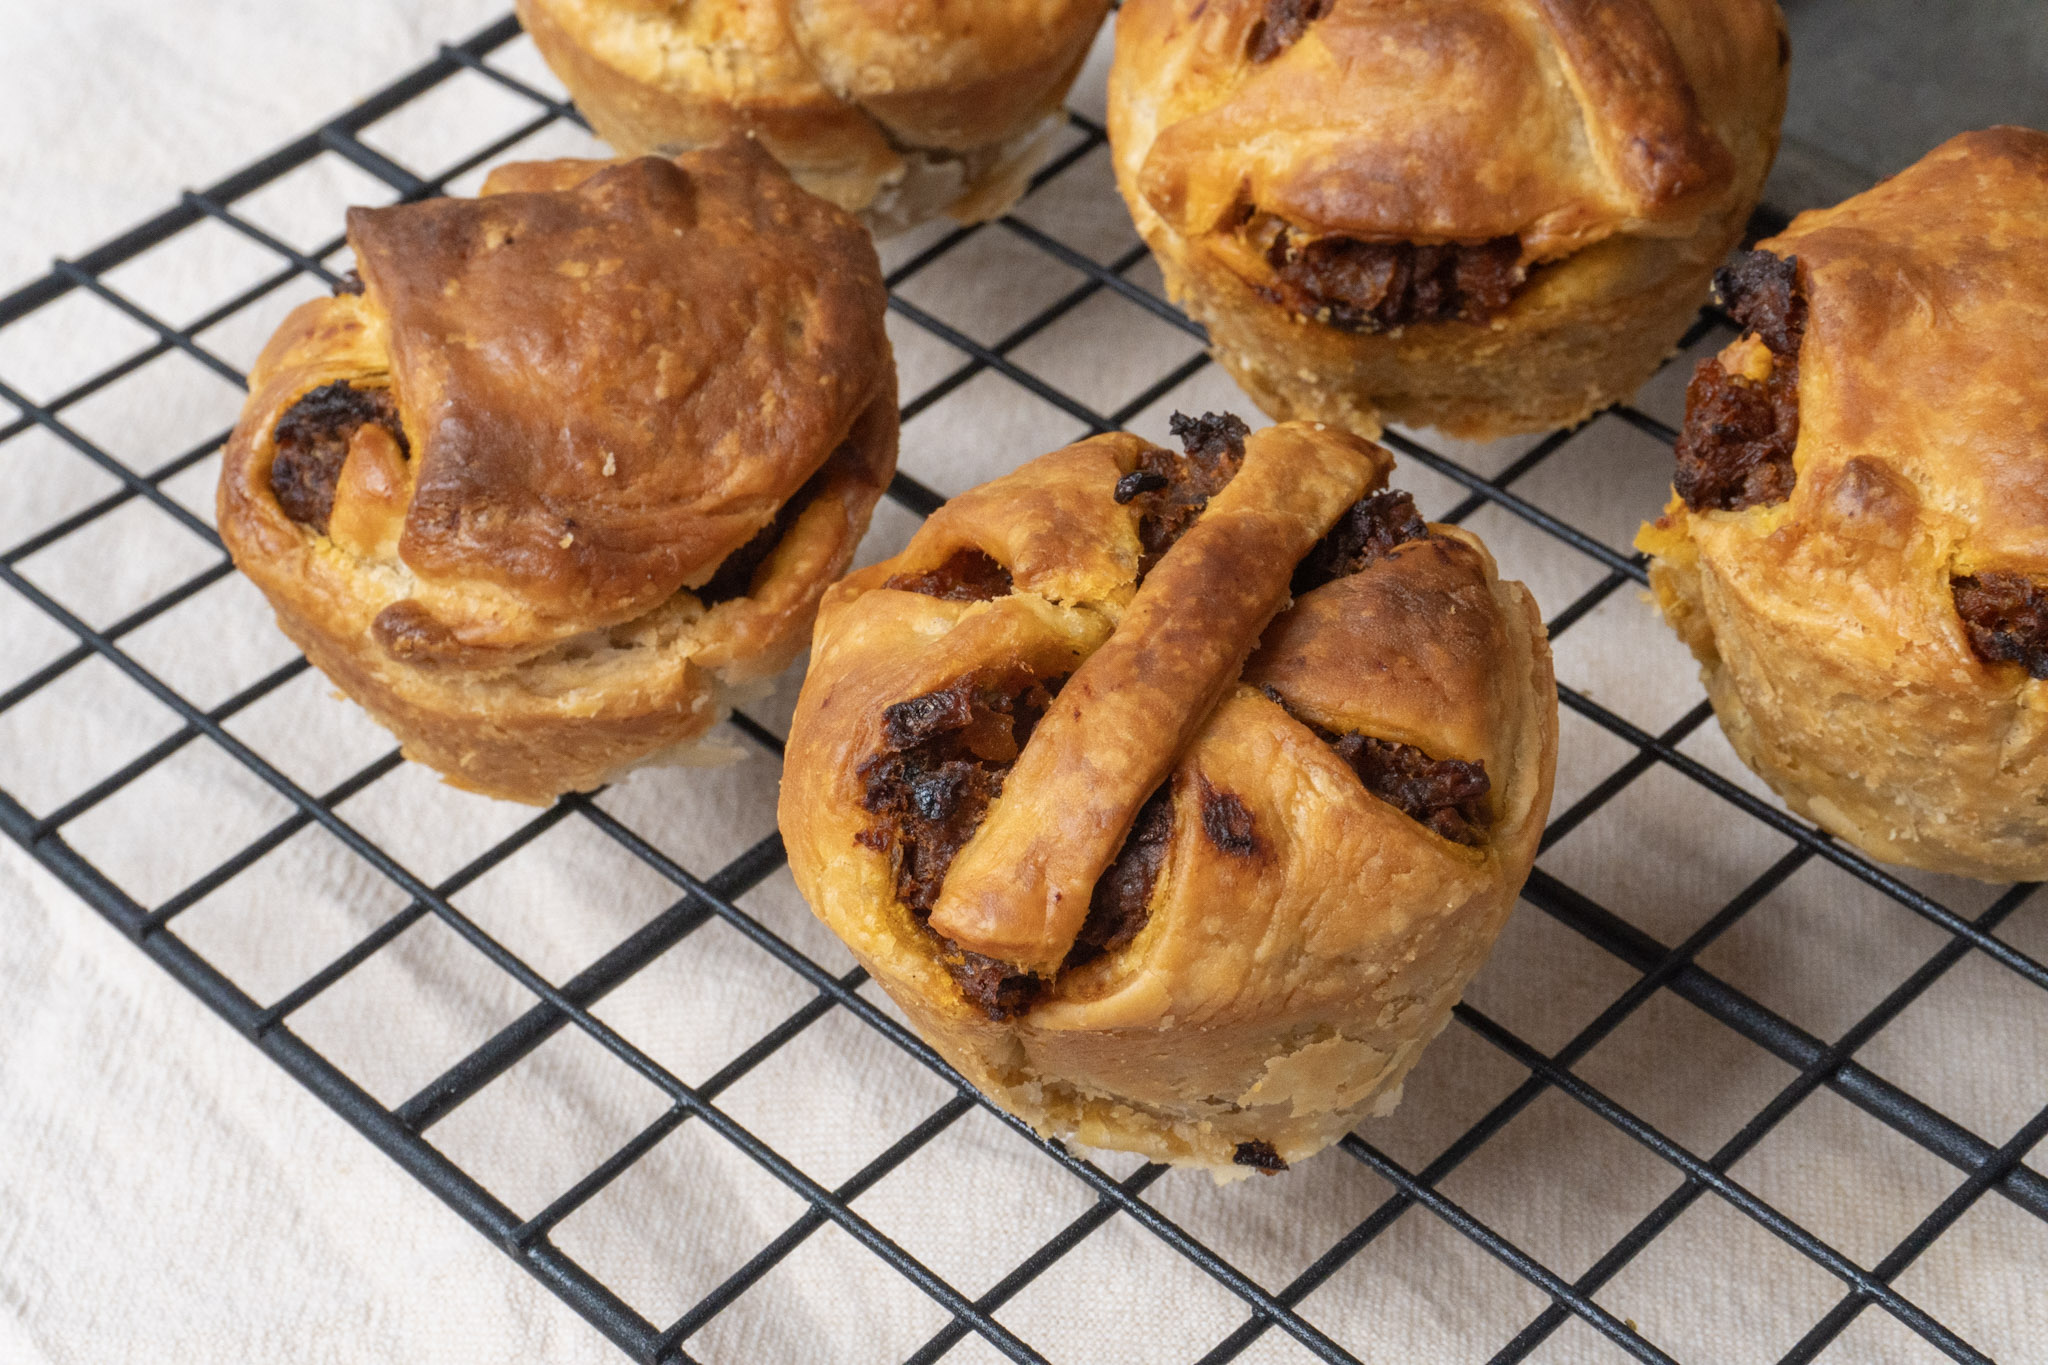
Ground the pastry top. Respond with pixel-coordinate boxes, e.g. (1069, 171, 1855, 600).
(220, 139, 892, 665)
(1116, 0, 1787, 261)
(1756, 126, 2048, 567)
(521, 0, 1111, 152)
(920, 422, 1375, 971)
(785, 417, 1553, 999)
(1646, 127, 2048, 684)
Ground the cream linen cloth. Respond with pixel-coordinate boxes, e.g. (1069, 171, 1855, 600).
(3, 5, 2046, 1364)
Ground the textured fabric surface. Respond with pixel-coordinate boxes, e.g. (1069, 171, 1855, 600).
(3, 5, 2047, 1364)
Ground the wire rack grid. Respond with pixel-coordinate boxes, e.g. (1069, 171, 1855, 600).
(1, 13, 2044, 1365)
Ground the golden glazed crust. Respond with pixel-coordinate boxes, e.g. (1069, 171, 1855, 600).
(779, 421, 1557, 1173)
(1108, 0, 1788, 439)
(516, 0, 1112, 234)
(218, 142, 897, 804)
(1638, 128, 2048, 882)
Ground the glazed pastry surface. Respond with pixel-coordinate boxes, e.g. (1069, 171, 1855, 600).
(1108, 0, 1788, 438)
(219, 140, 897, 803)
(781, 417, 1557, 1172)
(517, 0, 1112, 233)
(1638, 127, 2048, 882)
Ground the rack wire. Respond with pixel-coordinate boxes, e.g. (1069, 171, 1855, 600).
(2, 13, 2043, 1364)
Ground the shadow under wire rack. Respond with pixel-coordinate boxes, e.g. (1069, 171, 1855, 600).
(1, 13, 2043, 1365)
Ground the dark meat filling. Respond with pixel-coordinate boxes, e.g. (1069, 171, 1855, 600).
(1337, 734, 1491, 845)
(696, 507, 795, 607)
(1953, 572, 2048, 680)
(857, 671, 1064, 1018)
(1717, 248, 1807, 354)
(1674, 250, 1807, 513)
(884, 547, 1014, 602)
(1674, 358, 1799, 511)
(1113, 470, 1168, 504)
(1264, 688, 1491, 845)
(697, 444, 853, 606)
(269, 381, 408, 535)
(1233, 1140, 1288, 1173)
(1264, 230, 1524, 333)
(1069, 782, 1175, 967)
(1122, 412, 1249, 580)
(1292, 490, 1430, 595)
(1247, 0, 1331, 62)
(1173, 410, 1251, 465)
(948, 949, 1045, 1019)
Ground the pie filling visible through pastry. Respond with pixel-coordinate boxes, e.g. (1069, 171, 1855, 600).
(1245, 0, 1331, 63)
(854, 413, 1498, 1023)
(691, 449, 851, 607)
(269, 380, 408, 535)
(1674, 249, 1806, 514)
(1674, 247, 2048, 681)
(1200, 0, 1667, 336)
(876, 547, 1014, 603)
(855, 666, 1067, 1016)
(1952, 572, 2048, 680)
(1250, 213, 1527, 333)
(263, 337, 847, 624)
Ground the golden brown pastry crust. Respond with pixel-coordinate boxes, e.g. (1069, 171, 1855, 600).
(780, 421, 1557, 1172)
(1108, 0, 1788, 439)
(1638, 128, 2048, 883)
(218, 141, 897, 804)
(516, 0, 1112, 234)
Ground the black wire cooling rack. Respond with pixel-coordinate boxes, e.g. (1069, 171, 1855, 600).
(3, 13, 2044, 1365)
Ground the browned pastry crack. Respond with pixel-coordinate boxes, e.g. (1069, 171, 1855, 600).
(1674, 250, 1806, 512)
(1122, 411, 1248, 579)
(269, 381, 408, 535)
(1198, 777, 1260, 856)
(1293, 490, 1430, 595)
(1264, 687, 1491, 845)
(1261, 226, 1524, 333)
(1233, 1140, 1288, 1172)
(858, 670, 1064, 1018)
(1246, 0, 1331, 62)
(1071, 782, 1175, 964)
(1953, 573, 2048, 680)
(884, 547, 1014, 602)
